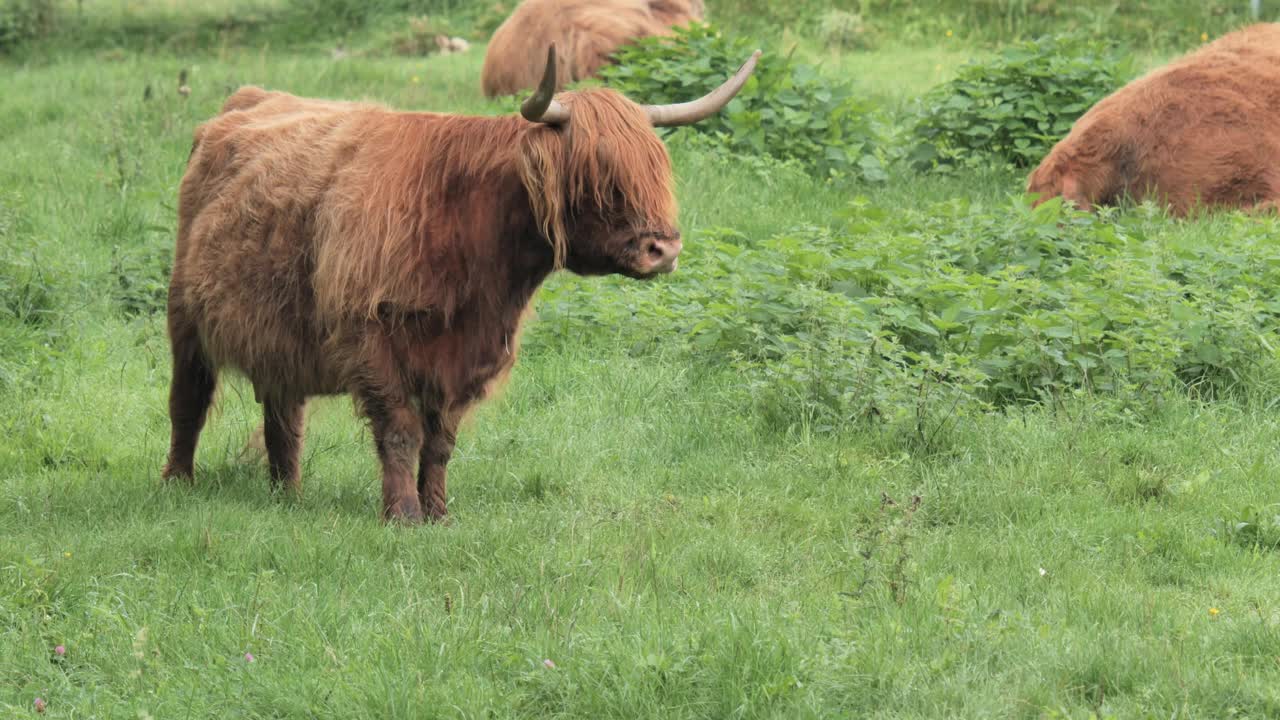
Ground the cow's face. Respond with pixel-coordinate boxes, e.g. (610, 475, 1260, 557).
(562, 197, 682, 279)
(523, 89, 682, 279)
(521, 150, 682, 280)
(1027, 157, 1093, 212)
(517, 50, 758, 277)
(561, 102, 681, 280)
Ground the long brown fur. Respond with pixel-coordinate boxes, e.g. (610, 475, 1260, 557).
(1027, 23, 1280, 216)
(481, 0, 705, 97)
(163, 85, 680, 523)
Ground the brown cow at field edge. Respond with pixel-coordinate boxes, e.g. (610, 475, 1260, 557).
(482, 0, 706, 97)
(163, 46, 761, 523)
(1028, 23, 1280, 216)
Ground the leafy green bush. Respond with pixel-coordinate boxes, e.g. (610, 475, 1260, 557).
(0, 0, 54, 53)
(386, 14, 454, 56)
(110, 245, 171, 319)
(864, 0, 1251, 46)
(1214, 505, 1280, 552)
(531, 199, 1280, 432)
(818, 10, 872, 51)
(911, 34, 1129, 170)
(282, 0, 470, 38)
(0, 195, 58, 393)
(705, 0, 1250, 47)
(0, 251, 54, 329)
(473, 1, 511, 37)
(600, 23, 888, 183)
(0, 194, 53, 330)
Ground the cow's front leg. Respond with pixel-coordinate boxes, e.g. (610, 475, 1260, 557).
(418, 406, 459, 521)
(360, 390, 425, 524)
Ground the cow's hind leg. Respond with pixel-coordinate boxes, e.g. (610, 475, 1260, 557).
(162, 320, 217, 480)
(418, 406, 460, 521)
(262, 397, 306, 493)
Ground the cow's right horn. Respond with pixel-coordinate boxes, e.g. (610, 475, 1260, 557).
(521, 45, 571, 125)
(643, 50, 762, 127)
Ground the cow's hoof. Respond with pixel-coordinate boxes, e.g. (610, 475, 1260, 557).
(421, 498, 449, 523)
(161, 464, 193, 482)
(383, 498, 425, 525)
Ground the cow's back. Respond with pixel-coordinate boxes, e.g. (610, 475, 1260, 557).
(1031, 23, 1280, 213)
(481, 0, 699, 97)
(1111, 27, 1280, 207)
(173, 88, 387, 393)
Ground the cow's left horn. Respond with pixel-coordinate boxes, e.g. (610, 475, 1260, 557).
(521, 45, 571, 125)
(643, 50, 761, 128)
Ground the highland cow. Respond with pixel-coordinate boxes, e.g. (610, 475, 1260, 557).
(162, 46, 760, 523)
(481, 0, 706, 97)
(1028, 23, 1280, 215)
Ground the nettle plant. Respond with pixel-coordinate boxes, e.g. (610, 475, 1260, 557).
(600, 23, 888, 182)
(911, 34, 1130, 170)
(0, 0, 55, 53)
(532, 198, 1280, 432)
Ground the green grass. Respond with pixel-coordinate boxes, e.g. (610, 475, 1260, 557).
(3, 17, 1280, 720)
(11, 0, 1265, 59)
(712, 0, 1265, 48)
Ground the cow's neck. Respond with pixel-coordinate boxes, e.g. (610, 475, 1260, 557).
(410, 173, 554, 406)
(455, 168, 555, 339)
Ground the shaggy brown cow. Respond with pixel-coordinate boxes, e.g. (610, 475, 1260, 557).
(1028, 23, 1280, 215)
(162, 46, 760, 523)
(481, 0, 706, 97)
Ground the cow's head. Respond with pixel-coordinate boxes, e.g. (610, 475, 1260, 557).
(517, 45, 759, 279)
(1027, 158, 1094, 213)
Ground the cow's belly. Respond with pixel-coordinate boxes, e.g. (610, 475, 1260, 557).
(194, 307, 344, 399)
(182, 261, 345, 399)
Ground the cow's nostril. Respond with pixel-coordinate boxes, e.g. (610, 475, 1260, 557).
(647, 242, 664, 261)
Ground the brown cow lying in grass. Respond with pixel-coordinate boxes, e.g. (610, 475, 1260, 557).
(163, 46, 760, 523)
(1028, 23, 1280, 216)
(482, 0, 705, 97)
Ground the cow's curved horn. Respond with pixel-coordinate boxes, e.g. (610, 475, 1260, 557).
(521, 45, 571, 125)
(643, 50, 762, 128)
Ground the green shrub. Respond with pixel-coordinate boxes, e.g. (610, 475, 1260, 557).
(0, 251, 54, 329)
(600, 23, 888, 183)
(1214, 505, 1280, 552)
(867, 0, 1253, 46)
(818, 10, 873, 51)
(282, 0, 471, 38)
(704, 0, 1250, 47)
(531, 199, 1280, 432)
(473, 1, 511, 37)
(911, 34, 1129, 170)
(386, 14, 452, 56)
(0, 0, 54, 53)
(109, 245, 171, 319)
(0, 246, 58, 393)
(0, 193, 53, 330)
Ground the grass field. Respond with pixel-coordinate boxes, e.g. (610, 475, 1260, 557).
(4, 4, 1280, 718)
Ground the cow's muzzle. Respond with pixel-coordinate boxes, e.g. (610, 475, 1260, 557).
(635, 231, 682, 276)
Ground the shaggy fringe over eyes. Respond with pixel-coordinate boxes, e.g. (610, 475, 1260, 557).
(519, 88, 678, 268)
